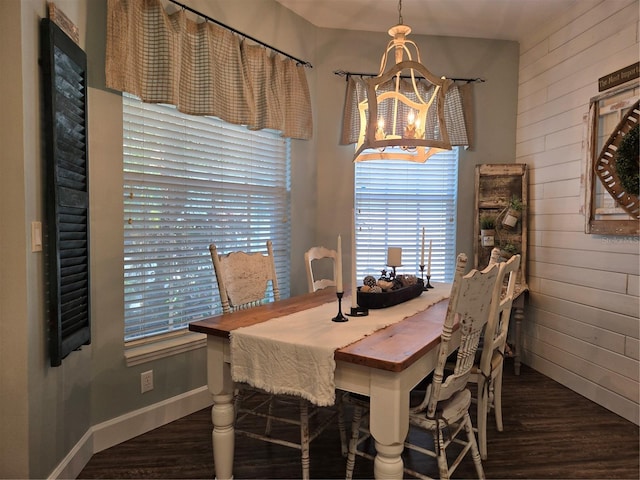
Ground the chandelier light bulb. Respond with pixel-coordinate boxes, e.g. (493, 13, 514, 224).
(375, 118, 386, 140)
(404, 110, 417, 138)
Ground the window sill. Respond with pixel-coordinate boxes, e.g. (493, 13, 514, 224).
(125, 332, 206, 367)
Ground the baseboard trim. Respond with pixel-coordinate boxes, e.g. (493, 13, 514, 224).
(48, 428, 94, 480)
(49, 386, 213, 480)
(92, 386, 213, 453)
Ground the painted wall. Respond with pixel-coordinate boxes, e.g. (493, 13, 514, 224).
(516, 0, 639, 424)
(0, 1, 30, 476)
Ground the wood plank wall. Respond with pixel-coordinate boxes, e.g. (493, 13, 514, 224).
(516, 0, 639, 424)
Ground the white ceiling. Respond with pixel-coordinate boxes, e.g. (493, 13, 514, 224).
(273, 0, 595, 41)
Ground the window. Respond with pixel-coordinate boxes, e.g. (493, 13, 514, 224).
(123, 94, 291, 344)
(355, 148, 459, 283)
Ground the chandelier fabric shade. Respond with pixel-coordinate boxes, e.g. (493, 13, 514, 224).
(340, 20, 474, 162)
(341, 77, 473, 150)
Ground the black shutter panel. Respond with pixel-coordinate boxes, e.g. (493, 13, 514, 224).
(40, 18, 90, 367)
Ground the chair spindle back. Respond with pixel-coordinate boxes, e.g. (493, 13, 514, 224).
(426, 253, 501, 419)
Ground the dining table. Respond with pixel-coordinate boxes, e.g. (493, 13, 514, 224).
(189, 284, 458, 480)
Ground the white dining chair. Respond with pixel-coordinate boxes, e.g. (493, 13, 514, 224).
(469, 251, 521, 460)
(344, 253, 501, 480)
(304, 245, 338, 293)
(210, 241, 281, 314)
(303, 245, 350, 455)
(209, 241, 342, 479)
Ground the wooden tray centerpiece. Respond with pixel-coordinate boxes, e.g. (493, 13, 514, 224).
(357, 274, 424, 309)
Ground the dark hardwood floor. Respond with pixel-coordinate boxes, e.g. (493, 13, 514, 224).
(79, 362, 639, 479)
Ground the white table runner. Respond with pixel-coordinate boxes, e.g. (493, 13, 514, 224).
(230, 285, 451, 406)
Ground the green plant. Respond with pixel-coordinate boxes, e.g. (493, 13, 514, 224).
(508, 196, 523, 211)
(480, 215, 496, 229)
(615, 123, 639, 196)
(502, 243, 518, 254)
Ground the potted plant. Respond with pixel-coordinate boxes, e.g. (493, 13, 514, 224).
(500, 243, 518, 260)
(480, 214, 496, 247)
(502, 196, 523, 229)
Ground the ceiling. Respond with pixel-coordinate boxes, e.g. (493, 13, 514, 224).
(273, 0, 594, 42)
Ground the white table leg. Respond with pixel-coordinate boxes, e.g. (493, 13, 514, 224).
(369, 373, 410, 479)
(207, 337, 235, 480)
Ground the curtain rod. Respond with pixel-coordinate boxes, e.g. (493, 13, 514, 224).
(333, 69, 484, 83)
(167, 0, 313, 68)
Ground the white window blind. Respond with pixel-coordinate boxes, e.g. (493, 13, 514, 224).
(355, 149, 459, 283)
(123, 94, 291, 343)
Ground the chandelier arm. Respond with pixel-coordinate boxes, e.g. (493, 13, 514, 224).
(375, 61, 446, 89)
(401, 43, 414, 62)
(407, 71, 425, 105)
(423, 84, 440, 120)
(405, 40, 420, 63)
(391, 73, 402, 136)
(380, 42, 416, 76)
(379, 40, 398, 75)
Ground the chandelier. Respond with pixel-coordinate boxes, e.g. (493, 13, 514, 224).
(354, 0, 452, 163)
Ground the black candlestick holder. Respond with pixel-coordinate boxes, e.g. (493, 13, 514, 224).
(426, 274, 434, 289)
(419, 264, 428, 291)
(332, 291, 348, 322)
(389, 266, 397, 279)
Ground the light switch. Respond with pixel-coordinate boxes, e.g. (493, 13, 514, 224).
(31, 221, 42, 252)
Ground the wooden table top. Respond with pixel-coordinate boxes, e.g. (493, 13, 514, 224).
(189, 287, 451, 373)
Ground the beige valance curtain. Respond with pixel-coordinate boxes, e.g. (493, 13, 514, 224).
(106, 0, 312, 140)
(340, 75, 474, 149)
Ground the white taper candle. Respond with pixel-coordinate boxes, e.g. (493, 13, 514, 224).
(427, 240, 433, 276)
(336, 234, 343, 293)
(351, 210, 357, 308)
(420, 227, 425, 266)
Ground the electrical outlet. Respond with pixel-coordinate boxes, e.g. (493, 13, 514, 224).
(141, 370, 154, 393)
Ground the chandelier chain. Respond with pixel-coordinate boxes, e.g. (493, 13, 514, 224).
(398, 0, 403, 25)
